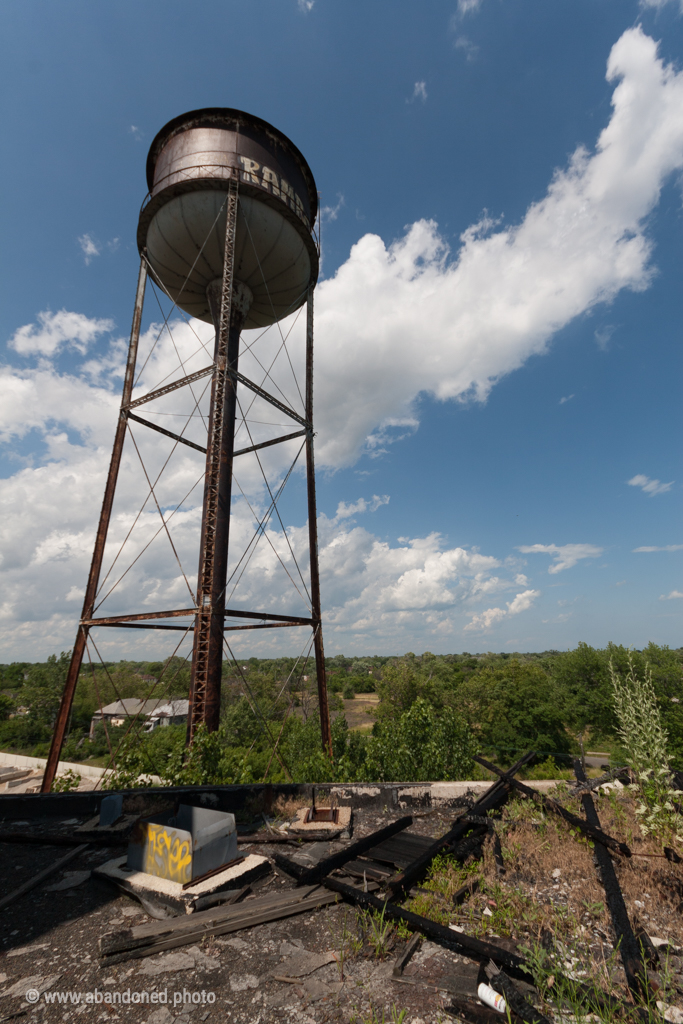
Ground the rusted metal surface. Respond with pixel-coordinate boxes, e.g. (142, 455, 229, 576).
(83, 608, 197, 625)
(233, 428, 307, 458)
(145, 109, 317, 223)
(305, 288, 332, 758)
(138, 108, 319, 328)
(46, 110, 330, 777)
(41, 257, 148, 793)
(224, 608, 314, 625)
(126, 410, 207, 453)
(228, 368, 308, 427)
(188, 179, 241, 739)
(126, 364, 214, 409)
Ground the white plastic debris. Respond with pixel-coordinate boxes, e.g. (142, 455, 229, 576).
(478, 983, 507, 1013)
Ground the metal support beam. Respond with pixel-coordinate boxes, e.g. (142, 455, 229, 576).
(229, 369, 308, 428)
(125, 411, 207, 454)
(41, 256, 148, 792)
(126, 365, 214, 410)
(305, 288, 332, 758)
(188, 180, 241, 740)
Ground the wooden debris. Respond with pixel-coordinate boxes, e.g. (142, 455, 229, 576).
(0, 830, 122, 847)
(491, 831, 506, 877)
(474, 755, 632, 857)
(445, 996, 508, 1023)
(99, 884, 340, 965)
(365, 831, 434, 869)
(485, 960, 549, 1024)
(193, 883, 251, 913)
(322, 876, 527, 977)
(573, 759, 647, 1000)
(386, 752, 535, 898)
(392, 931, 422, 977)
(274, 814, 412, 886)
(0, 842, 89, 911)
(340, 858, 392, 882)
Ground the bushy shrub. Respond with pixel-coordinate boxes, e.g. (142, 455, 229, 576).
(610, 654, 683, 846)
(364, 698, 477, 782)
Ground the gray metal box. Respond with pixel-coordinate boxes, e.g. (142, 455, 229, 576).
(127, 804, 238, 884)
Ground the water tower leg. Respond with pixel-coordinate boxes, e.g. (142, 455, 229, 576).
(188, 182, 250, 739)
(305, 288, 332, 759)
(41, 256, 148, 792)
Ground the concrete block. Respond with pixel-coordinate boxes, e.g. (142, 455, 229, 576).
(93, 852, 270, 913)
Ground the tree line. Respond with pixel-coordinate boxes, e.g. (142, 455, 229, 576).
(1, 642, 681, 785)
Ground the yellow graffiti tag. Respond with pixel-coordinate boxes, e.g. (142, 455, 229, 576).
(142, 824, 192, 884)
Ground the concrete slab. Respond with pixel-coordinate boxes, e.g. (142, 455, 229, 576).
(93, 852, 270, 913)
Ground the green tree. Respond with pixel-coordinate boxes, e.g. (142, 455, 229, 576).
(459, 660, 572, 765)
(364, 698, 477, 781)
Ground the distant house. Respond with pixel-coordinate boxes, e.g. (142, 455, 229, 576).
(89, 698, 183, 739)
(144, 699, 190, 731)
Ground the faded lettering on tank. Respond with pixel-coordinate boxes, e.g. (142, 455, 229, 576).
(237, 157, 310, 229)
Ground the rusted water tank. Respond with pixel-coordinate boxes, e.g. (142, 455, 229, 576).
(137, 108, 318, 329)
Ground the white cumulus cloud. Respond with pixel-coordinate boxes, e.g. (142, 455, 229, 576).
(412, 81, 428, 102)
(660, 590, 683, 600)
(628, 474, 674, 496)
(464, 589, 541, 633)
(314, 28, 683, 469)
(8, 310, 115, 359)
(518, 543, 603, 574)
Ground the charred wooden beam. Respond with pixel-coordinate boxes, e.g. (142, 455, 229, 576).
(323, 876, 528, 978)
(573, 760, 646, 1000)
(273, 814, 413, 885)
(474, 755, 631, 858)
(485, 961, 550, 1024)
(386, 752, 535, 898)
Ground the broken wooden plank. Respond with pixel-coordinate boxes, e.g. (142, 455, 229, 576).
(445, 996, 506, 1024)
(392, 932, 422, 977)
(573, 759, 646, 1000)
(491, 832, 506, 877)
(100, 887, 340, 965)
(0, 842, 89, 911)
(365, 832, 435, 869)
(474, 755, 631, 857)
(274, 814, 412, 886)
(386, 752, 535, 898)
(323, 876, 527, 977)
(340, 858, 392, 882)
(100, 884, 324, 954)
(193, 884, 251, 913)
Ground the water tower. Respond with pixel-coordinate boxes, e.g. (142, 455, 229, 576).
(42, 109, 331, 791)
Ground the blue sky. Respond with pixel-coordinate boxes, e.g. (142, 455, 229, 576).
(0, 0, 681, 661)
